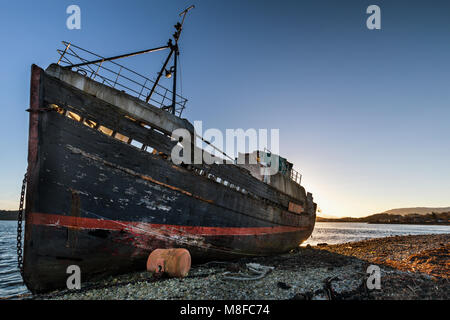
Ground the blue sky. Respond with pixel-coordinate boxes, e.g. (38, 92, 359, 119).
(0, 0, 449, 216)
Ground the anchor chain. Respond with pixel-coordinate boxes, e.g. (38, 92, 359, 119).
(17, 172, 27, 277)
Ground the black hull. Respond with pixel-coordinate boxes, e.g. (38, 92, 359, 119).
(23, 65, 316, 293)
(26, 222, 314, 293)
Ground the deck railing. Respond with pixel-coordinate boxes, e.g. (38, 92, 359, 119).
(290, 168, 302, 185)
(56, 41, 188, 117)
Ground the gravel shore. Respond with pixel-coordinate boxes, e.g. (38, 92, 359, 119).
(35, 234, 449, 300)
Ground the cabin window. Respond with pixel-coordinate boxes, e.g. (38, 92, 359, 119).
(67, 111, 82, 122)
(53, 107, 154, 155)
(153, 129, 165, 135)
(83, 119, 97, 129)
(98, 125, 113, 136)
(114, 132, 129, 143)
(50, 104, 65, 114)
(131, 140, 143, 149)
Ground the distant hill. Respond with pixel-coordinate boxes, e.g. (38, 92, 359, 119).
(380, 207, 450, 216)
(316, 211, 449, 225)
(317, 206, 450, 221)
(0, 210, 21, 221)
(316, 214, 341, 219)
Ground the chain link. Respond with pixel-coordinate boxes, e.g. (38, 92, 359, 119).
(17, 172, 27, 277)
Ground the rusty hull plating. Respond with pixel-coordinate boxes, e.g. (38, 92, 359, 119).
(22, 64, 316, 293)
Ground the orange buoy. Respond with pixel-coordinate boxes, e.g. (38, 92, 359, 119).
(146, 248, 191, 278)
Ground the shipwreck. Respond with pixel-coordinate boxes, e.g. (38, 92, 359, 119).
(19, 7, 316, 292)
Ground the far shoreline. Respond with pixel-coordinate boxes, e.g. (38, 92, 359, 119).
(316, 211, 449, 225)
(316, 220, 450, 226)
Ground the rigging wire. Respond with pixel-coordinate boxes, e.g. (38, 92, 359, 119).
(178, 52, 183, 97)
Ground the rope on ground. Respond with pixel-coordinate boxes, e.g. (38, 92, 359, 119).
(199, 261, 235, 266)
(222, 263, 274, 281)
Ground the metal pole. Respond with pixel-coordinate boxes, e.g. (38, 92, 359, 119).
(146, 6, 194, 106)
(57, 42, 71, 65)
(171, 46, 178, 114)
(145, 45, 174, 103)
(66, 45, 169, 69)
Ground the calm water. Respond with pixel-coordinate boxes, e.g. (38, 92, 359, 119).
(0, 221, 29, 298)
(0, 220, 449, 298)
(303, 222, 450, 246)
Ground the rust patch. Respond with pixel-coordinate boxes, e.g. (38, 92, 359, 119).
(288, 202, 304, 214)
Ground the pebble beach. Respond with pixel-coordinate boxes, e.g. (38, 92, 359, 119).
(22, 233, 448, 300)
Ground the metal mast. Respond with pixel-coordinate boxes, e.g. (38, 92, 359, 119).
(146, 5, 195, 115)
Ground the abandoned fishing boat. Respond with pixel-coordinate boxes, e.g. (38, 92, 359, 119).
(20, 7, 316, 293)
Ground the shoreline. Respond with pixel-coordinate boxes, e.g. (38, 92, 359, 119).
(16, 233, 446, 300)
(315, 219, 449, 226)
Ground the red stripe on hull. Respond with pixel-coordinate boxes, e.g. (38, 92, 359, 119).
(29, 212, 308, 236)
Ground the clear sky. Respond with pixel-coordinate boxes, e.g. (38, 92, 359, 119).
(0, 0, 449, 217)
